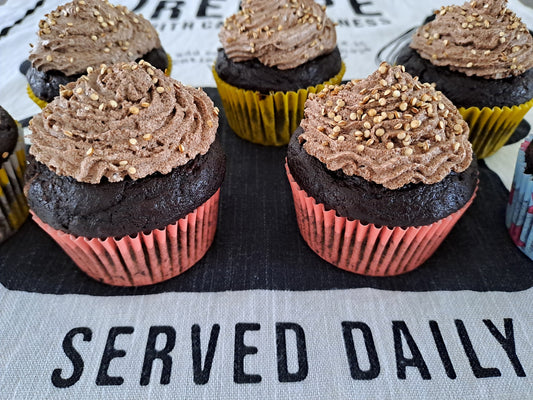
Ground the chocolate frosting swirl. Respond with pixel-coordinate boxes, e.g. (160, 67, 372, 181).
(219, 0, 337, 70)
(29, 0, 162, 76)
(299, 63, 472, 190)
(411, 0, 533, 79)
(29, 61, 218, 184)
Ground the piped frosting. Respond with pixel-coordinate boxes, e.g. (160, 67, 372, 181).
(411, 0, 533, 79)
(29, 61, 219, 184)
(219, 0, 337, 70)
(299, 63, 472, 190)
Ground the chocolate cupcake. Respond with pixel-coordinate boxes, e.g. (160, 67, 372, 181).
(0, 107, 29, 244)
(26, 61, 225, 286)
(396, 0, 533, 158)
(506, 133, 533, 261)
(286, 63, 478, 276)
(26, 0, 170, 107)
(213, 0, 345, 146)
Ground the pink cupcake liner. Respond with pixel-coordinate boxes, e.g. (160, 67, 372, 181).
(286, 163, 477, 276)
(31, 189, 221, 286)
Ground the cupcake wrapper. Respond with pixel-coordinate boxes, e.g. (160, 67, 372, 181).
(286, 163, 477, 276)
(0, 130, 29, 243)
(459, 98, 533, 159)
(27, 53, 173, 109)
(31, 189, 221, 286)
(165, 53, 172, 76)
(26, 84, 48, 109)
(506, 133, 533, 260)
(213, 63, 345, 146)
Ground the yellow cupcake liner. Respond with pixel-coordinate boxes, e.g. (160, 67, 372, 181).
(165, 53, 172, 76)
(27, 84, 48, 109)
(27, 53, 173, 109)
(0, 129, 28, 243)
(459, 97, 533, 159)
(213, 62, 346, 146)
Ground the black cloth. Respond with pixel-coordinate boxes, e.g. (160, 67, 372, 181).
(0, 88, 531, 296)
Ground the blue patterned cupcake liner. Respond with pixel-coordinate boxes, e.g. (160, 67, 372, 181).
(506, 132, 533, 261)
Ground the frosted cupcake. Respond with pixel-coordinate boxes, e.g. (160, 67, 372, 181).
(26, 61, 225, 286)
(26, 0, 170, 108)
(287, 63, 478, 276)
(213, 0, 345, 146)
(396, 0, 533, 159)
(0, 107, 28, 244)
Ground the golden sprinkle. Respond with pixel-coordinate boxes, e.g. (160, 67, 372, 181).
(129, 106, 140, 114)
(386, 142, 394, 149)
(63, 130, 73, 137)
(454, 142, 461, 152)
(143, 134, 152, 140)
(128, 167, 137, 174)
(397, 132, 406, 140)
(378, 98, 387, 106)
(368, 109, 377, 117)
(356, 144, 365, 152)
(86, 66, 93, 74)
(435, 134, 442, 141)
(2, 151, 9, 159)
(466, 62, 473, 68)
(363, 121, 371, 129)
(91, 35, 97, 41)
(98, 103, 104, 111)
(378, 64, 388, 74)
(349, 113, 357, 121)
(46, 55, 53, 62)
(332, 126, 341, 133)
(399, 102, 408, 111)
(156, 87, 165, 94)
(129, 138, 137, 145)
(375, 128, 385, 137)
(86, 147, 94, 156)
(453, 124, 463, 132)
(404, 148, 413, 156)
(178, 144, 185, 153)
(141, 102, 150, 108)
(438, 121, 445, 129)
(109, 100, 118, 108)
(410, 120, 421, 129)
(89, 93, 99, 101)
(119, 160, 128, 166)
(337, 135, 345, 142)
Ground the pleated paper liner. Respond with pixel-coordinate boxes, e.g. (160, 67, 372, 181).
(286, 163, 477, 276)
(0, 130, 28, 244)
(459, 97, 533, 159)
(26, 84, 48, 109)
(213, 62, 346, 146)
(506, 133, 533, 261)
(27, 54, 174, 109)
(31, 189, 221, 287)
